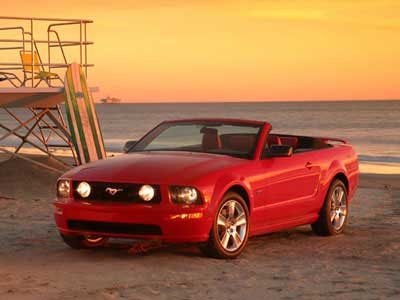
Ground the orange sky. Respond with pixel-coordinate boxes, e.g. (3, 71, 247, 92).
(1, 0, 399, 102)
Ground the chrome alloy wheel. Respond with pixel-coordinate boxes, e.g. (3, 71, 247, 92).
(330, 186, 347, 231)
(217, 199, 247, 252)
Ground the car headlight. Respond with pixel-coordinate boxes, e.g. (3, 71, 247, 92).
(169, 186, 201, 204)
(57, 180, 70, 198)
(138, 184, 155, 201)
(76, 181, 91, 198)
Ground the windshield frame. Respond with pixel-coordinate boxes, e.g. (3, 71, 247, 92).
(128, 120, 266, 160)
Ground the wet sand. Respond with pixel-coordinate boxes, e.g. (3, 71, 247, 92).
(0, 155, 399, 300)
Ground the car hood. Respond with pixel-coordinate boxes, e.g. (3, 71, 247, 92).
(63, 151, 244, 184)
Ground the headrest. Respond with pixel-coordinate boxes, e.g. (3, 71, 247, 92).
(225, 134, 256, 152)
(267, 135, 282, 146)
(200, 127, 218, 134)
(280, 136, 298, 147)
(202, 128, 221, 150)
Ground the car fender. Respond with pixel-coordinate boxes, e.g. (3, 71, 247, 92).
(319, 160, 348, 201)
(327, 159, 347, 181)
(210, 173, 254, 214)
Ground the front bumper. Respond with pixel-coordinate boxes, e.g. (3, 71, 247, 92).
(54, 200, 213, 243)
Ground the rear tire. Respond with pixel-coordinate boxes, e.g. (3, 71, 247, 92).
(61, 234, 108, 249)
(311, 179, 348, 236)
(199, 192, 249, 259)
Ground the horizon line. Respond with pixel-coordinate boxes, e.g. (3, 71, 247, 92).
(95, 98, 400, 104)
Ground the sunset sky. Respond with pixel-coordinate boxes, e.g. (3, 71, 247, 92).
(1, 0, 399, 102)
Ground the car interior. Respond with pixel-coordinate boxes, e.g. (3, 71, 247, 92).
(267, 133, 332, 153)
(201, 127, 257, 154)
(200, 127, 332, 156)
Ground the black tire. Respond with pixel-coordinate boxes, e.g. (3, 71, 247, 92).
(61, 234, 108, 249)
(200, 192, 249, 259)
(311, 179, 349, 236)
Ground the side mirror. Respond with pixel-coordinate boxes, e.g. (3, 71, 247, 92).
(265, 144, 293, 158)
(123, 140, 137, 153)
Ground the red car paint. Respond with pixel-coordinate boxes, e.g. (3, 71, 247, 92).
(54, 119, 359, 243)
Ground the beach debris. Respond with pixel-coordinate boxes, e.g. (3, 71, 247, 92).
(128, 239, 163, 255)
(0, 196, 16, 201)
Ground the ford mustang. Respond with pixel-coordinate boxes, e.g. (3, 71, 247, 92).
(54, 119, 359, 258)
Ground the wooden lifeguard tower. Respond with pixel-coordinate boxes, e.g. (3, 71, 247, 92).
(0, 16, 99, 172)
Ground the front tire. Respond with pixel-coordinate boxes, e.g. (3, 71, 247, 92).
(200, 192, 249, 259)
(61, 234, 108, 249)
(312, 179, 348, 236)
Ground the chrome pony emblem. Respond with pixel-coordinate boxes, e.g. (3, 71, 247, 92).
(105, 187, 123, 196)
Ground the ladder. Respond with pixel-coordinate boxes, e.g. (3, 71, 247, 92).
(31, 105, 78, 165)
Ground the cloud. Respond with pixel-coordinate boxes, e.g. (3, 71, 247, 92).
(245, 6, 400, 30)
(248, 9, 328, 22)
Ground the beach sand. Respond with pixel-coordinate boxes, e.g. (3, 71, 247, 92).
(0, 154, 399, 300)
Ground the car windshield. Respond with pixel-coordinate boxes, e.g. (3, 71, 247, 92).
(130, 121, 263, 159)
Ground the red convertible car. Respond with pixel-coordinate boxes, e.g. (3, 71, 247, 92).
(55, 119, 359, 258)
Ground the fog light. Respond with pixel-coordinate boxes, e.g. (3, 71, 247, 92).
(77, 182, 91, 198)
(170, 212, 203, 220)
(138, 185, 155, 201)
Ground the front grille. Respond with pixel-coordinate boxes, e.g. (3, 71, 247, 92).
(67, 220, 162, 235)
(72, 181, 161, 203)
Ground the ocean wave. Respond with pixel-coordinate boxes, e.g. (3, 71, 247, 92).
(357, 155, 400, 164)
(105, 140, 128, 153)
(2, 136, 400, 164)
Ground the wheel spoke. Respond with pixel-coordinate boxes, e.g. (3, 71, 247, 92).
(235, 213, 247, 226)
(339, 207, 347, 216)
(221, 232, 230, 248)
(330, 211, 336, 222)
(217, 214, 227, 227)
(335, 189, 341, 207)
(232, 231, 242, 248)
(334, 214, 340, 226)
(228, 201, 236, 218)
(331, 193, 338, 210)
(338, 189, 344, 204)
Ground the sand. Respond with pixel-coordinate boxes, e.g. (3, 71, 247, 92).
(0, 155, 399, 300)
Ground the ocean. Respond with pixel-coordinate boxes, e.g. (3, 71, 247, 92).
(1, 100, 399, 165)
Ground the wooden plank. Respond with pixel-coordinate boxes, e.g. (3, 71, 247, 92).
(0, 87, 99, 108)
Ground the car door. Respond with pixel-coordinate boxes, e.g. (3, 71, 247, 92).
(256, 151, 321, 224)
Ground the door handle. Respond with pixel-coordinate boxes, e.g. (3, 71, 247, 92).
(305, 161, 314, 169)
